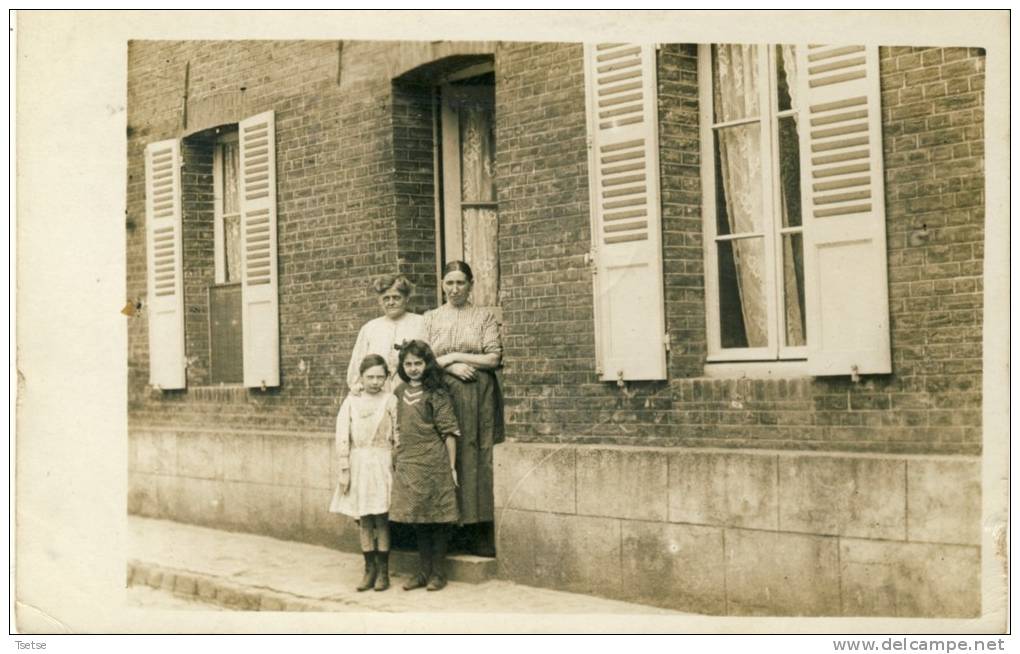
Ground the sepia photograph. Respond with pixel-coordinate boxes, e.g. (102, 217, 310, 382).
(13, 9, 1010, 636)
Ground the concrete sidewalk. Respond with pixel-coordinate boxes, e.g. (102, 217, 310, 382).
(128, 516, 688, 614)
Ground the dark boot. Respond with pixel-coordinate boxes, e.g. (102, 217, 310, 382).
(427, 524, 450, 591)
(374, 551, 390, 591)
(404, 525, 432, 591)
(356, 551, 377, 592)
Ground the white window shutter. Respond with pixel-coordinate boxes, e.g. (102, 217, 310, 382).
(239, 110, 281, 388)
(583, 43, 667, 382)
(144, 138, 186, 389)
(796, 45, 891, 376)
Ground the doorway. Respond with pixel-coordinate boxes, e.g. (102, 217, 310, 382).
(438, 67, 500, 321)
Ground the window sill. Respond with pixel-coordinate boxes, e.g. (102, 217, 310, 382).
(187, 384, 250, 401)
(702, 360, 810, 379)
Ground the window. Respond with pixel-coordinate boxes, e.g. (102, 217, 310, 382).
(144, 110, 280, 390)
(700, 44, 806, 362)
(699, 43, 892, 376)
(210, 130, 243, 384)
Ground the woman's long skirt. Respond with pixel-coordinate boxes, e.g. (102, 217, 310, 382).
(444, 369, 504, 524)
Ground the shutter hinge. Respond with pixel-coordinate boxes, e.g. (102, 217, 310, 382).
(663, 332, 671, 352)
(586, 134, 593, 151)
(584, 249, 597, 274)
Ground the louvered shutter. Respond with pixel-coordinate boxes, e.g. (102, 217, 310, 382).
(144, 139, 186, 389)
(583, 43, 667, 381)
(238, 111, 280, 388)
(797, 45, 891, 376)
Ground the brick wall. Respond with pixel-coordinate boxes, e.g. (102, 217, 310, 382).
(391, 80, 440, 313)
(659, 44, 707, 378)
(128, 41, 985, 456)
(881, 46, 986, 441)
(493, 42, 597, 439)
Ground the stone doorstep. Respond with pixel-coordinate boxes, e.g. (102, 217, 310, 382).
(388, 550, 497, 584)
(127, 560, 391, 612)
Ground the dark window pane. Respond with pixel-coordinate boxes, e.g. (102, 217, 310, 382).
(777, 115, 802, 228)
(210, 284, 243, 384)
(717, 237, 768, 349)
(776, 45, 797, 112)
(782, 233, 807, 347)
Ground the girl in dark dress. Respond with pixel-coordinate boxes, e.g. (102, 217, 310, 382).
(389, 340, 461, 591)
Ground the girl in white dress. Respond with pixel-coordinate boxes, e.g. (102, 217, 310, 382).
(329, 354, 398, 591)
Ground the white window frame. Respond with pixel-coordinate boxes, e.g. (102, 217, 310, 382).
(699, 43, 808, 364)
(212, 129, 240, 285)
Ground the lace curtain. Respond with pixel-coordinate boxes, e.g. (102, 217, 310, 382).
(714, 44, 767, 347)
(221, 141, 242, 283)
(714, 44, 804, 349)
(459, 103, 499, 308)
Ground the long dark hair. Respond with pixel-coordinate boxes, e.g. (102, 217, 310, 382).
(396, 340, 447, 392)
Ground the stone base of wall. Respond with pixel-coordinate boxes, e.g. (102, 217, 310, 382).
(493, 443, 981, 617)
(129, 427, 981, 616)
(128, 426, 362, 551)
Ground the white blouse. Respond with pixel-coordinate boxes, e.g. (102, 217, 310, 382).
(346, 312, 426, 389)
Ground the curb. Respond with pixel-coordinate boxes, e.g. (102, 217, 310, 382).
(127, 560, 396, 612)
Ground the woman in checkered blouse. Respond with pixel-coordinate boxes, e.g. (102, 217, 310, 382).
(423, 260, 504, 556)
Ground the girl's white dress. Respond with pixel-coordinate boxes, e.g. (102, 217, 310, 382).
(328, 392, 398, 518)
(346, 313, 426, 390)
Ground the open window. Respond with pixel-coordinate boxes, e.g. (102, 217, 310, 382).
(698, 44, 891, 376)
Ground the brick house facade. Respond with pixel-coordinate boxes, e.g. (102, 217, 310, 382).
(127, 39, 986, 617)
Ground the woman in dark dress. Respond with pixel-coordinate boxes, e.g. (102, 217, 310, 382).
(423, 261, 504, 555)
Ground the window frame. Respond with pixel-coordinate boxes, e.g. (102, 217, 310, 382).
(212, 129, 241, 286)
(698, 43, 808, 364)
